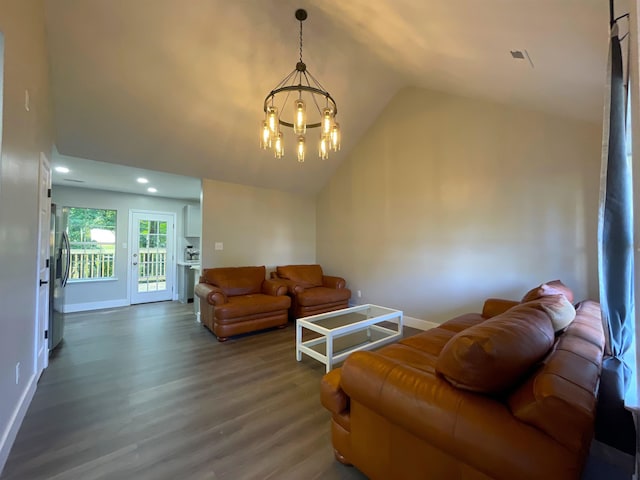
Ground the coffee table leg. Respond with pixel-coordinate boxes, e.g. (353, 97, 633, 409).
(296, 321, 302, 361)
(326, 335, 333, 373)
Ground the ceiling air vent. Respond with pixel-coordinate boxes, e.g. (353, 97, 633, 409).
(510, 49, 534, 68)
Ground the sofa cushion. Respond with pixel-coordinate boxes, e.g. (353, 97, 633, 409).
(296, 286, 351, 306)
(277, 264, 324, 288)
(523, 295, 576, 333)
(436, 303, 555, 394)
(522, 279, 574, 304)
(215, 294, 290, 320)
(202, 266, 265, 296)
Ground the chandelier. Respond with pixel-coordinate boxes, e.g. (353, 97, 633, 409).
(260, 9, 340, 162)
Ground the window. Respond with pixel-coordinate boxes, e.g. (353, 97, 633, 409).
(67, 207, 117, 280)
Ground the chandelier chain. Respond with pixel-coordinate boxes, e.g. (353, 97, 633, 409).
(299, 20, 303, 63)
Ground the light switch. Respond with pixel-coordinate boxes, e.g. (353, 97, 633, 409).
(215, 242, 223, 251)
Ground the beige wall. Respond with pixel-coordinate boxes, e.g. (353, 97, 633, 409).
(201, 179, 316, 272)
(0, 0, 53, 470)
(317, 87, 602, 323)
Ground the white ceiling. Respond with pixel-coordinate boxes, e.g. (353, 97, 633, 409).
(51, 149, 202, 201)
(44, 0, 614, 196)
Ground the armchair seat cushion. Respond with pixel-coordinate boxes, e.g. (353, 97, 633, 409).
(297, 286, 352, 307)
(215, 294, 291, 320)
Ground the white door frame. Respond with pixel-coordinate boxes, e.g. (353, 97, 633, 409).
(35, 152, 51, 375)
(128, 209, 177, 304)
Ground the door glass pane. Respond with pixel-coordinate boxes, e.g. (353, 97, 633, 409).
(137, 219, 168, 293)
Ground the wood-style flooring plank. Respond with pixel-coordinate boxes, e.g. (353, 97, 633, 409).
(2, 302, 421, 480)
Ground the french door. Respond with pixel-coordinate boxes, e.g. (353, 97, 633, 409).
(129, 211, 176, 304)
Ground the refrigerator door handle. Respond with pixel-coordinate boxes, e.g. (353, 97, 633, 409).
(62, 231, 71, 287)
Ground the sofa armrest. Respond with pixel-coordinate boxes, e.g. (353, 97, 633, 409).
(339, 351, 574, 478)
(322, 275, 346, 289)
(482, 298, 519, 318)
(321, 368, 349, 414)
(195, 283, 228, 305)
(262, 279, 288, 296)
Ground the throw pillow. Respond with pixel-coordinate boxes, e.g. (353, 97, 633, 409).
(521, 279, 574, 304)
(522, 294, 576, 333)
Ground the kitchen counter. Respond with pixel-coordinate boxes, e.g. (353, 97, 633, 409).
(177, 260, 200, 267)
(177, 262, 200, 303)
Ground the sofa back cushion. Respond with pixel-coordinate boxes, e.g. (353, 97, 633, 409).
(507, 300, 604, 453)
(436, 302, 555, 394)
(201, 266, 265, 296)
(276, 264, 323, 288)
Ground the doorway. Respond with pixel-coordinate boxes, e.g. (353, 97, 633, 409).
(36, 153, 50, 375)
(129, 210, 176, 304)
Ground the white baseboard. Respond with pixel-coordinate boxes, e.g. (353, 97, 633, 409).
(63, 298, 129, 313)
(404, 316, 440, 331)
(0, 372, 37, 475)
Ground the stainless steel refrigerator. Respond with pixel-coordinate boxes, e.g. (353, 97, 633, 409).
(49, 204, 70, 351)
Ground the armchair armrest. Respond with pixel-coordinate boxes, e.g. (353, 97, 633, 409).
(339, 351, 570, 479)
(322, 275, 346, 289)
(482, 298, 520, 318)
(262, 279, 288, 296)
(195, 283, 228, 305)
(271, 277, 304, 295)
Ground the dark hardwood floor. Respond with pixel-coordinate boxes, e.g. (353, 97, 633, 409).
(2, 302, 420, 480)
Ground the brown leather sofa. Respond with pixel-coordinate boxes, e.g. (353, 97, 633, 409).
(271, 264, 351, 319)
(195, 266, 290, 341)
(320, 281, 604, 480)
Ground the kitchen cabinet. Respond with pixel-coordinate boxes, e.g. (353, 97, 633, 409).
(183, 204, 201, 238)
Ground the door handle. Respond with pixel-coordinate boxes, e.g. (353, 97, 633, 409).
(40, 279, 49, 286)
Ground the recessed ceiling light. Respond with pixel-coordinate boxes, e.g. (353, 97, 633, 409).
(147, 187, 157, 193)
(55, 166, 70, 173)
(137, 177, 149, 184)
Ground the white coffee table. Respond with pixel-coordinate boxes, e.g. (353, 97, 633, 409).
(296, 304, 403, 373)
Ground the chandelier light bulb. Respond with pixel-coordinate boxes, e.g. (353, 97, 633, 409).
(260, 121, 271, 149)
(267, 106, 279, 135)
(293, 99, 307, 135)
(274, 132, 284, 158)
(297, 136, 305, 162)
(322, 108, 333, 136)
(330, 123, 341, 152)
(319, 135, 329, 160)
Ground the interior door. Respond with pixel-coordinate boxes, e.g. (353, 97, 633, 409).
(36, 153, 51, 374)
(130, 211, 175, 304)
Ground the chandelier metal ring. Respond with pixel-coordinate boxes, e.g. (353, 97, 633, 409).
(263, 86, 338, 129)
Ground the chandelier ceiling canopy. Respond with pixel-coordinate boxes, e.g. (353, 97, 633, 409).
(260, 9, 340, 162)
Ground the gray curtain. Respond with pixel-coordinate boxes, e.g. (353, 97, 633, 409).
(595, 16, 635, 454)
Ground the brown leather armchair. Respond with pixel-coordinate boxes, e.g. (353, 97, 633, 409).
(271, 264, 351, 319)
(195, 265, 290, 341)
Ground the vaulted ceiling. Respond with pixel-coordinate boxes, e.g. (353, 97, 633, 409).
(45, 0, 612, 195)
